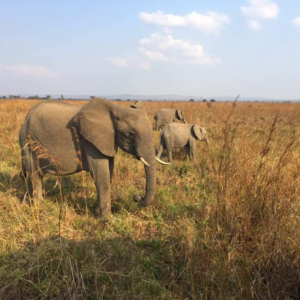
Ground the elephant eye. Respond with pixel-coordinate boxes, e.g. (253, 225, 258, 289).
(128, 131, 136, 138)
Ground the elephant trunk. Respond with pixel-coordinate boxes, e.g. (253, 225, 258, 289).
(138, 146, 157, 207)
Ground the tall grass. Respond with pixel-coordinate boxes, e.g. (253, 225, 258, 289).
(1, 99, 300, 299)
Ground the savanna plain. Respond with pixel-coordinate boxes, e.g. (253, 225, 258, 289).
(1, 99, 300, 299)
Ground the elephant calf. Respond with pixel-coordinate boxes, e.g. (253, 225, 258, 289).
(154, 108, 186, 131)
(156, 123, 209, 163)
(130, 100, 147, 113)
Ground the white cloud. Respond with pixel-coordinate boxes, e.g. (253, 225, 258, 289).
(139, 11, 230, 35)
(163, 27, 172, 35)
(241, 0, 279, 20)
(2, 65, 57, 77)
(106, 56, 151, 70)
(247, 20, 262, 31)
(106, 57, 129, 68)
(139, 33, 221, 65)
(107, 33, 221, 70)
(292, 17, 300, 28)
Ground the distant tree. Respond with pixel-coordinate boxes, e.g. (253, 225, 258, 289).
(210, 99, 216, 102)
(202, 99, 207, 102)
(90, 96, 95, 100)
(61, 95, 65, 100)
(189, 99, 195, 102)
(27, 95, 38, 99)
(46, 95, 51, 100)
(8, 95, 21, 99)
(2, 96, 6, 99)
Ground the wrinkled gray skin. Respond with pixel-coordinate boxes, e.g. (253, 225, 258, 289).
(130, 100, 147, 113)
(19, 98, 156, 218)
(154, 109, 186, 131)
(156, 123, 209, 163)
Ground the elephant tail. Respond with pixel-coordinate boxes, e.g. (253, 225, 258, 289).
(20, 161, 27, 179)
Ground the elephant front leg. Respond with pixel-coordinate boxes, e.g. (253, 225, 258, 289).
(86, 155, 112, 218)
(167, 150, 173, 163)
(190, 143, 197, 162)
(92, 160, 111, 218)
(184, 145, 190, 160)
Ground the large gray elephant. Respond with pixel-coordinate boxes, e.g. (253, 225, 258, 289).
(154, 109, 186, 131)
(156, 123, 209, 163)
(130, 100, 147, 113)
(19, 98, 156, 217)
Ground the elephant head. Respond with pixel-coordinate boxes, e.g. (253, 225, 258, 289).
(192, 125, 210, 144)
(74, 98, 156, 206)
(130, 100, 147, 113)
(175, 109, 187, 124)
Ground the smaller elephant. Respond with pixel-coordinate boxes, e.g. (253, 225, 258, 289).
(154, 109, 186, 131)
(156, 123, 209, 163)
(130, 100, 147, 113)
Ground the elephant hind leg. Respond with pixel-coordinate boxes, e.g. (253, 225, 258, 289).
(167, 150, 173, 163)
(26, 173, 43, 201)
(156, 144, 164, 159)
(21, 149, 43, 202)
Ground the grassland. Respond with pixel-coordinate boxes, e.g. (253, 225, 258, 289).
(1, 99, 300, 299)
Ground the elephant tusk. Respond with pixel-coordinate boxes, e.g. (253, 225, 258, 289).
(183, 120, 188, 124)
(54, 180, 59, 189)
(140, 157, 150, 167)
(155, 157, 171, 165)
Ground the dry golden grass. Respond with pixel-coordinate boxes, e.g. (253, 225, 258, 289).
(1, 99, 300, 299)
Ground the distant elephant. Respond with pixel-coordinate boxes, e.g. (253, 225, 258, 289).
(19, 98, 156, 218)
(156, 123, 209, 163)
(130, 100, 147, 113)
(154, 109, 186, 131)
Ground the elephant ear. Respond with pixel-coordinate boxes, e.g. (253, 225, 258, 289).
(130, 100, 139, 109)
(74, 99, 118, 157)
(130, 100, 146, 112)
(175, 109, 183, 120)
(192, 125, 205, 140)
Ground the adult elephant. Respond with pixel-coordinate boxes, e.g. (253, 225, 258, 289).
(19, 98, 156, 217)
(154, 108, 186, 131)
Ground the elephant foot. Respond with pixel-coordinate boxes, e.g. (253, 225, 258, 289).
(94, 204, 100, 216)
(94, 203, 112, 219)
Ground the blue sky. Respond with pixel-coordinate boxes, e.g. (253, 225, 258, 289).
(0, 0, 299, 99)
